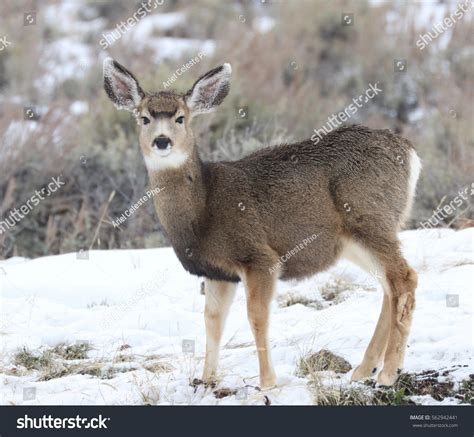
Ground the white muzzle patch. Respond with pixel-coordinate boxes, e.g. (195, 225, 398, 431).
(144, 149, 189, 171)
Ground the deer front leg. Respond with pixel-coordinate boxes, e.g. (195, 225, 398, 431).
(202, 279, 237, 383)
(243, 269, 277, 390)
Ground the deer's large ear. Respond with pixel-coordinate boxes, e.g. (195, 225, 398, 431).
(103, 58, 145, 112)
(185, 63, 231, 116)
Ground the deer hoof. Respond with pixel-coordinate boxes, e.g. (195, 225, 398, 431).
(376, 368, 400, 386)
(351, 364, 377, 381)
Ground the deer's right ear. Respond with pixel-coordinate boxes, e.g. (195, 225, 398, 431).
(103, 58, 144, 112)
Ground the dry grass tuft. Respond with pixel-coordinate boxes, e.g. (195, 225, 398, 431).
(311, 382, 376, 406)
(14, 347, 54, 371)
(278, 291, 324, 309)
(143, 360, 174, 374)
(12, 344, 173, 382)
(52, 342, 91, 360)
(320, 279, 359, 303)
(297, 349, 352, 377)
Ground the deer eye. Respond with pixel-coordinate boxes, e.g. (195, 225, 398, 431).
(175, 116, 184, 124)
(141, 117, 150, 125)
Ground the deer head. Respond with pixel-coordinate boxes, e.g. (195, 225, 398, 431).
(103, 58, 232, 172)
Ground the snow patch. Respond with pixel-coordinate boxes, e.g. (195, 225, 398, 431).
(1, 229, 472, 405)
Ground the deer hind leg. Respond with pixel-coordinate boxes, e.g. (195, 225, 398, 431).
(341, 238, 391, 381)
(377, 259, 417, 386)
(243, 268, 277, 390)
(202, 279, 237, 383)
(352, 294, 391, 381)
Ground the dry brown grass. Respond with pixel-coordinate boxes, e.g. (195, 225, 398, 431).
(11, 344, 174, 382)
(304, 365, 473, 405)
(278, 291, 324, 310)
(320, 278, 360, 303)
(297, 349, 352, 378)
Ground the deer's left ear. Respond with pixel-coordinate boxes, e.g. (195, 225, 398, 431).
(185, 63, 231, 116)
(103, 58, 145, 112)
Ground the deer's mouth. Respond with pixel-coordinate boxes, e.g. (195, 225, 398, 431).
(153, 136, 173, 157)
(155, 143, 172, 157)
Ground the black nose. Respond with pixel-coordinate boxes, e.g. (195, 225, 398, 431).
(153, 136, 172, 150)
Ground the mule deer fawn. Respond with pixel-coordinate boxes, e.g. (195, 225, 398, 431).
(103, 58, 421, 388)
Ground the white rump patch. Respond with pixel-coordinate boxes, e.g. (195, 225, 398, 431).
(407, 149, 421, 204)
(401, 149, 422, 227)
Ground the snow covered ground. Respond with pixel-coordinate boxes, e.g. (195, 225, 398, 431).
(0, 228, 472, 405)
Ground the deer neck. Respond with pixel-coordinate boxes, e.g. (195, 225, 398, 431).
(147, 148, 208, 249)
